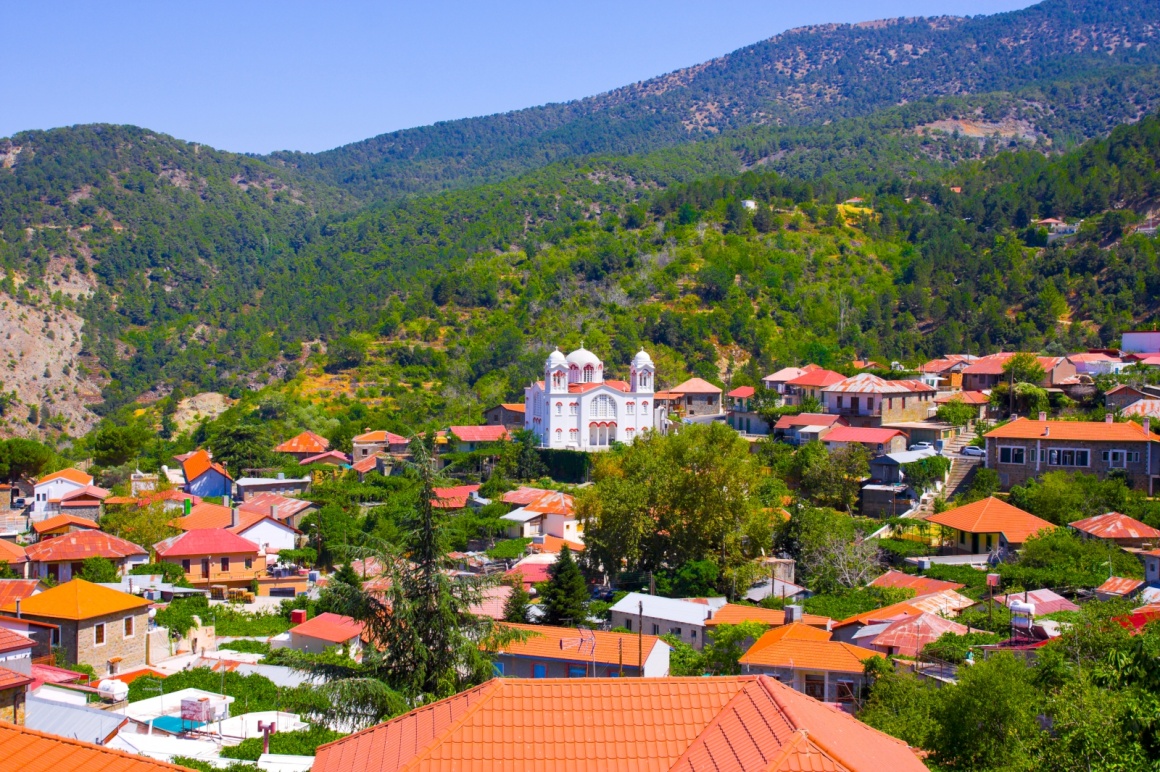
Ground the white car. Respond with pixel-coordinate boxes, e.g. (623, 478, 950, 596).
(961, 445, 985, 457)
(908, 442, 933, 451)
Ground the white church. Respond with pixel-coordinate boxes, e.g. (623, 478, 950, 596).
(525, 347, 664, 450)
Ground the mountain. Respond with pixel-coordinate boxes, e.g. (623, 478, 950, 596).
(267, 0, 1160, 200)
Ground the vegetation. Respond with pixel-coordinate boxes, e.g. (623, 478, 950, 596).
(540, 546, 588, 627)
(220, 725, 345, 760)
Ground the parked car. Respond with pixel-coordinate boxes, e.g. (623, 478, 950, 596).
(960, 445, 985, 457)
(10, 498, 25, 508)
(908, 442, 933, 451)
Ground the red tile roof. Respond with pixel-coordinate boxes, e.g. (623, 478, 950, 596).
(925, 496, 1056, 544)
(449, 426, 510, 443)
(274, 431, 330, 455)
(934, 390, 990, 405)
(985, 416, 1159, 442)
(869, 569, 965, 595)
(238, 492, 313, 521)
(0, 580, 41, 607)
(290, 612, 364, 644)
(181, 449, 233, 483)
(1097, 577, 1145, 597)
(727, 386, 755, 398)
(786, 369, 847, 388)
(313, 675, 926, 772)
(763, 365, 818, 383)
(1069, 512, 1160, 541)
(59, 485, 110, 503)
(772, 413, 846, 430)
(505, 562, 552, 586)
(703, 604, 832, 629)
(823, 373, 934, 394)
(834, 590, 976, 629)
(0, 721, 189, 772)
(32, 514, 100, 534)
(431, 484, 481, 509)
(501, 487, 552, 506)
(740, 624, 883, 673)
(669, 377, 723, 395)
(500, 403, 525, 413)
(299, 450, 351, 465)
(0, 665, 33, 691)
(36, 468, 93, 486)
(0, 540, 27, 565)
(351, 455, 380, 474)
(353, 430, 409, 445)
(25, 531, 147, 563)
(823, 426, 905, 444)
(468, 585, 512, 620)
(0, 626, 33, 654)
(154, 528, 259, 558)
(962, 353, 1065, 375)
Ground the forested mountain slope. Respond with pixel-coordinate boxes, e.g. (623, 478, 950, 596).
(267, 0, 1160, 199)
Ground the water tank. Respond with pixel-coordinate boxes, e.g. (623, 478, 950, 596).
(290, 609, 307, 624)
(1009, 600, 1036, 628)
(97, 679, 128, 702)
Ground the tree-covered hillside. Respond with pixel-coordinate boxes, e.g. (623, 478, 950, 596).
(267, 0, 1160, 199)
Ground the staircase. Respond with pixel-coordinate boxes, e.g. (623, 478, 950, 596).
(909, 426, 981, 519)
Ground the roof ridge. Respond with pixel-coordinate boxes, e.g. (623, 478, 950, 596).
(668, 676, 773, 771)
(398, 678, 512, 772)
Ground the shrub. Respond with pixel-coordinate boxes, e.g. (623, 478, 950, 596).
(219, 725, 345, 760)
(486, 538, 531, 560)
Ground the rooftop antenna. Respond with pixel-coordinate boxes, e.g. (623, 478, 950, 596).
(560, 626, 598, 677)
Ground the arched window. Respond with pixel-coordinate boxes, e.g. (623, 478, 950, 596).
(569, 402, 578, 415)
(639, 372, 650, 388)
(583, 365, 594, 383)
(553, 371, 565, 388)
(626, 401, 635, 415)
(555, 402, 563, 416)
(555, 428, 563, 442)
(642, 401, 649, 412)
(625, 427, 635, 439)
(569, 428, 578, 440)
(591, 395, 616, 419)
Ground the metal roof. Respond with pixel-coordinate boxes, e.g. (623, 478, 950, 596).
(25, 695, 127, 746)
(609, 592, 717, 626)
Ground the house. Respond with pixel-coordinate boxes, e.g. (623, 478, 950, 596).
(667, 378, 723, 418)
(299, 450, 350, 467)
(784, 369, 846, 405)
(431, 484, 483, 510)
(1141, 550, 1160, 586)
(1096, 576, 1145, 601)
(311, 675, 929, 772)
(934, 390, 991, 420)
(484, 403, 526, 429)
(761, 364, 820, 398)
(823, 426, 907, 455)
(1067, 352, 1126, 375)
(154, 529, 264, 592)
(771, 413, 847, 445)
(0, 579, 151, 678)
(608, 592, 725, 650)
(53, 486, 109, 521)
(0, 580, 44, 609)
(273, 430, 330, 462)
(738, 623, 882, 704)
(917, 355, 975, 389)
(1105, 384, 1157, 410)
(869, 448, 938, 485)
(830, 589, 976, 643)
(851, 359, 885, 370)
(499, 489, 580, 542)
(134, 488, 201, 512)
(0, 626, 34, 679)
(234, 475, 312, 502)
(448, 425, 510, 452)
(31, 514, 100, 541)
(237, 492, 315, 530)
(24, 531, 148, 583)
(287, 612, 363, 657)
(179, 449, 233, 499)
(0, 541, 28, 578)
(869, 569, 965, 595)
(351, 429, 410, 461)
(30, 469, 93, 521)
(490, 623, 669, 678)
(994, 588, 1079, 616)
(1123, 399, 1160, 420)
(1070, 512, 1160, 548)
(0, 663, 33, 725)
(0, 722, 189, 772)
(725, 386, 767, 435)
(961, 353, 1077, 392)
(822, 373, 936, 427)
(983, 415, 1160, 493)
(173, 503, 300, 556)
(855, 611, 968, 658)
(24, 694, 130, 747)
(924, 496, 1055, 555)
(702, 603, 832, 633)
(1122, 330, 1160, 354)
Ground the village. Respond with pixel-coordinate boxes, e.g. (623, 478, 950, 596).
(0, 330, 1157, 771)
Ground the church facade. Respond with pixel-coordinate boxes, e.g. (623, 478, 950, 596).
(525, 347, 663, 450)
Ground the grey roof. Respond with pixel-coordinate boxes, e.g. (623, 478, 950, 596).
(874, 448, 937, 466)
(609, 592, 716, 626)
(233, 663, 322, 688)
(743, 578, 808, 603)
(236, 476, 311, 486)
(25, 695, 127, 745)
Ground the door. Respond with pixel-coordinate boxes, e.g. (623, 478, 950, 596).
(804, 675, 826, 701)
(972, 534, 980, 554)
(201, 558, 210, 578)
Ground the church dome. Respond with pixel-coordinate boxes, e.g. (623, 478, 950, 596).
(546, 348, 567, 368)
(566, 347, 602, 369)
(632, 349, 654, 369)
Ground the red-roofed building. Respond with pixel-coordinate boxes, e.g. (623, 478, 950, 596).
(667, 378, 723, 419)
(299, 450, 350, 467)
(1070, 512, 1160, 548)
(448, 425, 510, 452)
(739, 624, 883, 704)
(312, 675, 928, 772)
(273, 430, 330, 461)
(57, 485, 109, 519)
(962, 353, 1076, 391)
(762, 364, 821, 397)
(352, 429, 410, 462)
(237, 492, 315, 530)
(483, 403, 526, 430)
(505, 560, 553, 589)
(288, 612, 364, 658)
(995, 588, 1079, 617)
(771, 413, 847, 445)
(32, 514, 101, 540)
(869, 569, 965, 595)
(492, 623, 670, 678)
(154, 529, 262, 591)
(431, 484, 482, 510)
(725, 385, 766, 436)
(823, 426, 907, 454)
(25, 531, 148, 583)
(1096, 577, 1145, 601)
(785, 369, 847, 405)
(859, 611, 968, 658)
(822, 373, 936, 427)
(925, 496, 1055, 554)
(0, 722, 187, 772)
(0, 540, 28, 575)
(179, 449, 233, 499)
(173, 503, 300, 555)
(31, 468, 93, 520)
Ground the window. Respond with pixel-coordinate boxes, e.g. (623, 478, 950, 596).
(641, 401, 648, 412)
(583, 365, 594, 383)
(651, 624, 660, 635)
(1048, 449, 1090, 467)
(555, 402, 563, 416)
(124, 617, 134, 638)
(245, 558, 253, 569)
(690, 629, 697, 640)
(998, 447, 1025, 464)
(555, 429, 563, 443)
(182, 559, 191, 572)
(94, 623, 105, 646)
(670, 627, 682, 636)
(569, 402, 578, 416)
(220, 557, 230, 572)
(51, 627, 60, 646)
(533, 664, 547, 678)
(626, 402, 635, 414)
(624, 618, 632, 632)
(568, 665, 587, 678)
(1129, 451, 1141, 463)
(591, 395, 616, 419)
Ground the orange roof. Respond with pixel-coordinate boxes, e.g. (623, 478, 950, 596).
(527, 535, 586, 554)
(0, 627, 34, 654)
(0, 721, 190, 771)
(866, 612, 968, 658)
(961, 352, 1065, 375)
(703, 604, 832, 629)
(1069, 512, 1160, 540)
(668, 377, 723, 395)
(290, 612, 364, 644)
(934, 390, 990, 405)
(36, 468, 92, 486)
(0, 580, 41, 607)
(32, 514, 100, 534)
(495, 623, 664, 668)
(171, 501, 232, 529)
(869, 569, 965, 595)
(431, 484, 480, 509)
(1097, 577, 1145, 596)
(353, 429, 409, 444)
(351, 455, 380, 474)
(181, 449, 233, 483)
(0, 579, 149, 621)
(0, 540, 27, 565)
(925, 496, 1055, 544)
(24, 530, 147, 563)
(739, 624, 883, 672)
(985, 416, 1159, 442)
(0, 665, 33, 690)
(500, 403, 525, 413)
(274, 430, 330, 455)
(312, 675, 926, 772)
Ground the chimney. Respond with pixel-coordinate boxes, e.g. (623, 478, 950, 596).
(1043, 426, 1050, 437)
(231, 507, 240, 529)
(15, 599, 20, 619)
(1145, 418, 1152, 436)
(784, 604, 802, 624)
(270, 505, 278, 520)
(1106, 413, 1115, 424)
(1038, 411, 1047, 422)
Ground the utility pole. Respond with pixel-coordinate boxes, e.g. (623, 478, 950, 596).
(638, 600, 643, 677)
(648, 572, 655, 596)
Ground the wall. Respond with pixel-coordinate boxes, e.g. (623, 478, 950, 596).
(682, 394, 721, 418)
(0, 684, 25, 724)
(289, 632, 358, 656)
(164, 550, 263, 589)
(24, 609, 148, 677)
(986, 437, 1154, 491)
(609, 611, 706, 650)
(494, 654, 641, 678)
(239, 520, 297, 554)
(188, 471, 232, 499)
(31, 479, 86, 518)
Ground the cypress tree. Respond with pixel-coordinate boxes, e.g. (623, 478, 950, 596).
(542, 546, 588, 626)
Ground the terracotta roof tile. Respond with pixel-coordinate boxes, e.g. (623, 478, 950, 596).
(0, 540, 27, 564)
(274, 431, 330, 455)
(448, 426, 510, 443)
(32, 514, 100, 534)
(0, 720, 188, 771)
(925, 496, 1055, 544)
(290, 612, 364, 644)
(1070, 512, 1160, 540)
(727, 386, 756, 398)
(500, 403, 525, 413)
(0, 627, 34, 654)
(353, 430, 410, 445)
(669, 377, 724, 395)
(24, 531, 147, 563)
(431, 484, 481, 509)
(59, 485, 110, 502)
(0, 665, 33, 690)
(869, 569, 965, 595)
(834, 590, 976, 629)
(181, 449, 233, 483)
(864, 612, 968, 658)
(740, 624, 882, 672)
(468, 585, 512, 620)
(985, 416, 1159, 442)
(703, 604, 832, 629)
(351, 455, 381, 474)
(823, 373, 933, 394)
(0, 579, 150, 621)
(36, 468, 93, 486)
(494, 623, 664, 668)
(154, 528, 259, 558)
(299, 450, 351, 465)
(527, 535, 586, 554)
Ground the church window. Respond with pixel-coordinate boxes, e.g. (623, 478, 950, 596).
(569, 402, 578, 415)
(583, 365, 595, 383)
(555, 429, 563, 442)
(569, 428, 578, 440)
(555, 402, 563, 416)
(591, 395, 616, 419)
(626, 402, 635, 414)
(642, 401, 649, 412)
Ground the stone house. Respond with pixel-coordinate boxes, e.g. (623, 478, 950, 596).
(0, 579, 151, 678)
(984, 415, 1160, 493)
(272, 431, 330, 462)
(961, 353, 1077, 392)
(761, 365, 820, 400)
(666, 378, 723, 418)
(483, 403, 526, 430)
(821, 373, 936, 427)
(30, 469, 93, 521)
(351, 429, 410, 461)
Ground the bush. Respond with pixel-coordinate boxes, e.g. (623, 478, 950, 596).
(220, 725, 345, 760)
(218, 639, 271, 655)
(802, 586, 915, 621)
(875, 538, 934, 560)
(131, 562, 188, 585)
(486, 538, 531, 560)
(128, 668, 280, 714)
(922, 630, 1003, 663)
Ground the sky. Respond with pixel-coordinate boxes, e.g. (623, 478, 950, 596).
(3, 1, 1036, 155)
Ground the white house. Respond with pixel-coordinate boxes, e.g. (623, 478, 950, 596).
(233, 513, 299, 557)
(525, 347, 663, 450)
(31, 469, 93, 520)
(608, 592, 727, 650)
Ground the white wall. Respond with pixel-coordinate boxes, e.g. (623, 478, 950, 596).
(642, 641, 671, 677)
(240, 520, 297, 554)
(31, 478, 87, 518)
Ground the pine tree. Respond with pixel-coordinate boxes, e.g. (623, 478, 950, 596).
(541, 546, 588, 626)
(503, 578, 531, 623)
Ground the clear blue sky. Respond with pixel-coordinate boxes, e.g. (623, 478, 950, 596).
(3, 0, 1035, 154)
